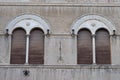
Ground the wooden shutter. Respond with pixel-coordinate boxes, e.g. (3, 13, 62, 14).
(77, 29, 92, 64)
(29, 29, 44, 64)
(10, 29, 26, 64)
(96, 29, 111, 64)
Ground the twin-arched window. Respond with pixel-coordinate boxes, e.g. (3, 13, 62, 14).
(77, 28, 111, 64)
(6, 15, 50, 64)
(10, 28, 44, 64)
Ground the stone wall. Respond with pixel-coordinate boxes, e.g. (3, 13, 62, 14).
(0, 3, 120, 65)
(0, 0, 120, 3)
(0, 65, 120, 80)
(0, 5, 120, 34)
(0, 2, 119, 80)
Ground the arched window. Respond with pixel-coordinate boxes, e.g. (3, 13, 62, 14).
(72, 15, 115, 64)
(10, 28, 26, 64)
(6, 15, 50, 64)
(95, 29, 111, 64)
(77, 29, 92, 64)
(29, 28, 44, 64)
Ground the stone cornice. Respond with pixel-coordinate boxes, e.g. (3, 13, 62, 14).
(0, 2, 120, 7)
(0, 65, 119, 69)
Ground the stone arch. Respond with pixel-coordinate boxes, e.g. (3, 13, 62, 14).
(72, 15, 116, 35)
(6, 14, 51, 35)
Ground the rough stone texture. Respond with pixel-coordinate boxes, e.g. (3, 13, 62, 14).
(111, 36, 120, 65)
(0, 0, 29, 2)
(45, 36, 76, 65)
(0, 65, 119, 80)
(0, 35, 9, 64)
(0, 6, 120, 34)
(0, 0, 120, 3)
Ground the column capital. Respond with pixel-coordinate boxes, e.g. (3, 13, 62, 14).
(92, 34, 96, 37)
(26, 34, 30, 36)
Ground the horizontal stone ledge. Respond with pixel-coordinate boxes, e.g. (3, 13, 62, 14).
(0, 64, 120, 69)
(0, 2, 120, 7)
(1, 34, 120, 36)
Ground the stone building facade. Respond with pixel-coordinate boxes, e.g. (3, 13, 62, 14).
(0, 0, 120, 80)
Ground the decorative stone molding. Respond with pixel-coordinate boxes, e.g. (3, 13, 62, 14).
(72, 15, 116, 35)
(5, 14, 51, 35)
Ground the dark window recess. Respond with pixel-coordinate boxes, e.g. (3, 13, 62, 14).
(95, 29, 111, 64)
(29, 28, 44, 64)
(11, 28, 26, 64)
(77, 29, 93, 64)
